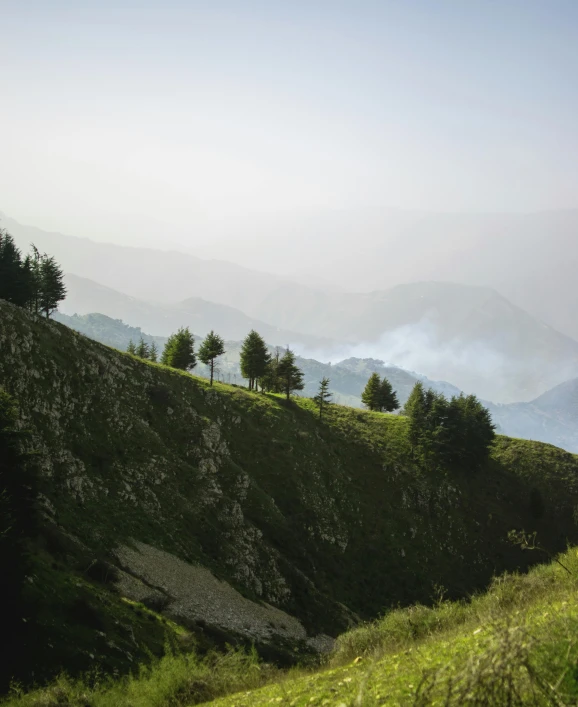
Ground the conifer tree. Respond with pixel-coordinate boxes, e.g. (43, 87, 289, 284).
(127, 340, 136, 355)
(402, 382, 495, 469)
(27, 245, 43, 314)
(20, 255, 36, 312)
(149, 341, 158, 362)
(161, 327, 196, 371)
(403, 381, 428, 451)
(39, 255, 66, 318)
(313, 377, 332, 419)
(277, 348, 304, 401)
(240, 330, 270, 390)
(260, 347, 281, 393)
(379, 376, 399, 413)
(198, 330, 226, 385)
(0, 232, 66, 317)
(0, 231, 30, 307)
(135, 337, 150, 359)
(361, 372, 382, 411)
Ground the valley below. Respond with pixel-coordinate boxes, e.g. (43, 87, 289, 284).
(3, 297, 578, 704)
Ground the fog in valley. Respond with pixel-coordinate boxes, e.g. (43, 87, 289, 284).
(2, 0, 578, 445)
(5, 4, 578, 702)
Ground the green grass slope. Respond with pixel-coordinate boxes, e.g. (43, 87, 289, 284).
(8, 549, 578, 706)
(208, 548, 578, 706)
(2, 299, 578, 686)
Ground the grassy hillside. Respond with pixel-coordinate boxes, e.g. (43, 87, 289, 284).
(3, 298, 578, 691)
(50, 310, 578, 454)
(8, 548, 578, 705)
(209, 547, 578, 706)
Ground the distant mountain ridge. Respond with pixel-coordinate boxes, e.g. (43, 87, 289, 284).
(5, 212, 578, 402)
(60, 273, 333, 348)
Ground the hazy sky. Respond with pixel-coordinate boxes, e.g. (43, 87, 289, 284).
(1, 0, 578, 247)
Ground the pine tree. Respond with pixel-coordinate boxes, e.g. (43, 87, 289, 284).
(27, 245, 43, 314)
(135, 337, 150, 358)
(20, 255, 36, 312)
(240, 330, 270, 390)
(361, 372, 382, 411)
(0, 233, 67, 316)
(449, 393, 495, 466)
(379, 377, 399, 412)
(161, 327, 196, 371)
(127, 340, 136, 355)
(39, 255, 67, 318)
(0, 231, 30, 307)
(402, 381, 427, 451)
(149, 341, 158, 362)
(402, 383, 495, 469)
(260, 347, 281, 393)
(313, 377, 332, 419)
(198, 331, 225, 385)
(277, 348, 304, 401)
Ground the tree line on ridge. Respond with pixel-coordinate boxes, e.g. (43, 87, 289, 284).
(127, 327, 307, 401)
(128, 324, 495, 465)
(0, 222, 496, 464)
(0, 230, 66, 318)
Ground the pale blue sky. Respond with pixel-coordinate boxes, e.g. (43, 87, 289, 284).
(1, 0, 577, 245)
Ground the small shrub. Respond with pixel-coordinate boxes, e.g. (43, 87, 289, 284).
(141, 593, 171, 613)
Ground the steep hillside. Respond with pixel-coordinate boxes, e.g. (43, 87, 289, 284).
(3, 299, 578, 688)
(48, 312, 454, 407)
(62, 272, 578, 403)
(11, 548, 578, 706)
(49, 312, 578, 454)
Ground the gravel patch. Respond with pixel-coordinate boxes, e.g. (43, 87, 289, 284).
(115, 541, 333, 649)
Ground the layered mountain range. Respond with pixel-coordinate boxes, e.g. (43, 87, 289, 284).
(5, 212, 578, 405)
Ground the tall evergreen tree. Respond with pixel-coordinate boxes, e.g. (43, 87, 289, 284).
(0, 232, 67, 317)
(39, 255, 66, 318)
(449, 393, 496, 466)
(27, 245, 43, 314)
(403, 381, 428, 451)
(135, 337, 150, 358)
(403, 382, 495, 469)
(379, 377, 399, 412)
(277, 348, 304, 401)
(0, 231, 29, 307)
(126, 340, 136, 355)
(20, 255, 36, 312)
(161, 327, 196, 371)
(260, 347, 281, 393)
(313, 377, 332, 419)
(149, 341, 158, 362)
(361, 372, 382, 411)
(240, 330, 270, 390)
(198, 330, 226, 385)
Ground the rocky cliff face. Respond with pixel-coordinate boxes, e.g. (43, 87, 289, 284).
(2, 299, 578, 653)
